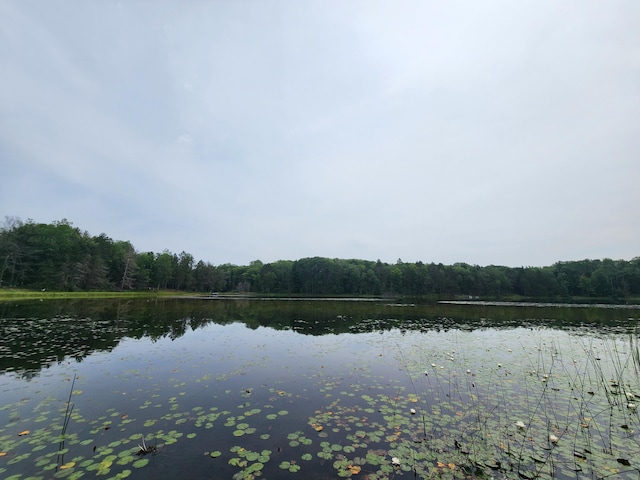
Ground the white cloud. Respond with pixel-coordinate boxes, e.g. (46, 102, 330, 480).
(1, 0, 638, 266)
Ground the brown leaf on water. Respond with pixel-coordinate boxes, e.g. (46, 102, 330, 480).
(18, 430, 29, 436)
(435, 461, 456, 470)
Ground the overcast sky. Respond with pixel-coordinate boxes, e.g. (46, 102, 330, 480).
(1, 1, 639, 267)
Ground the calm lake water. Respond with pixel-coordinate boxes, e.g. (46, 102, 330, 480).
(1, 298, 639, 480)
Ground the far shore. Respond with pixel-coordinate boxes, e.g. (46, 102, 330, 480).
(1, 288, 639, 306)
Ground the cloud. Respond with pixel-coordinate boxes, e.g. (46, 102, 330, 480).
(1, 0, 639, 266)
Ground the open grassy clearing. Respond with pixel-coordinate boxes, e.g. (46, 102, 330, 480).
(0, 289, 180, 302)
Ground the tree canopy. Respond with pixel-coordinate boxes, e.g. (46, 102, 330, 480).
(1, 217, 638, 298)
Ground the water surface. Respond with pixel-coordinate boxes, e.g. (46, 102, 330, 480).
(1, 298, 639, 479)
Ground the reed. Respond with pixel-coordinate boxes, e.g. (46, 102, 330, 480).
(392, 328, 640, 479)
(56, 373, 76, 470)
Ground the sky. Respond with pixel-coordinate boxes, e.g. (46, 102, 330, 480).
(1, 0, 639, 267)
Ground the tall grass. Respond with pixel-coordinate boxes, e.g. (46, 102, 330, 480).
(393, 328, 640, 479)
(56, 373, 76, 470)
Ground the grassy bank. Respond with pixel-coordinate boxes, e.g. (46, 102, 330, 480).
(0, 288, 177, 302)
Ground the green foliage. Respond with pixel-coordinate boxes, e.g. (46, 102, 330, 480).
(1, 217, 638, 298)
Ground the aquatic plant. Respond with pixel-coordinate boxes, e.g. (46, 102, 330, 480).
(137, 435, 157, 455)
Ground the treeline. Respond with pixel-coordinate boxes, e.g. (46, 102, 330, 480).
(1, 218, 639, 298)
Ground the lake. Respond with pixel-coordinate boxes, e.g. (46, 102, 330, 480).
(1, 298, 639, 479)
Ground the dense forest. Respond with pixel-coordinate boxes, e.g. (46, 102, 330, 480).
(1, 218, 639, 298)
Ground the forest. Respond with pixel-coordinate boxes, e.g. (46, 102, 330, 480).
(1, 217, 639, 299)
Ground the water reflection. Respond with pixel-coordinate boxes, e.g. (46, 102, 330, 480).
(1, 298, 638, 378)
(0, 299, 639, 479)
